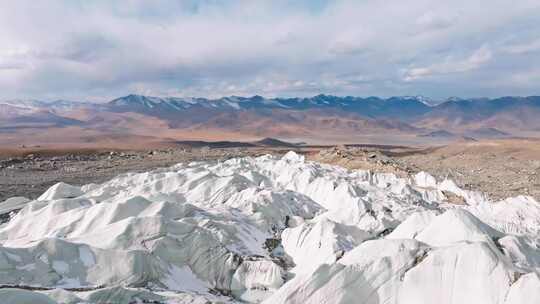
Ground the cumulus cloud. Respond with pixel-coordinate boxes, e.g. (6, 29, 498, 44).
(502, 39, 540, 54)
(415, 11, 457, 31)
(403, 47, 493, 81)
(0, 0, 539, 101)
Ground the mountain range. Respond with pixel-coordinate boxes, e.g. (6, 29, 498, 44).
(1, 94, 540, 147)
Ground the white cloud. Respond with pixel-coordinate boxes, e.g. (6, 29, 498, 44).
(0, 0, 539, 100)
(503, 38, 540, 54)
(415, 11, 456, 31)
(507, 69, 540, 87)
(403, 47, 493, 81)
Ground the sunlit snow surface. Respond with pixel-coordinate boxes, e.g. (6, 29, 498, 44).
(0, 152, 539, 303)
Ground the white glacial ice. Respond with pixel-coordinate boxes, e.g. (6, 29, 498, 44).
(0, 151, 539, 303)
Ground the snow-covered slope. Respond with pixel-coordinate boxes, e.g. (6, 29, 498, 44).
(108, 94, 290, 112)
(0, 152, 539, 303)
(0, 99, 94, 112)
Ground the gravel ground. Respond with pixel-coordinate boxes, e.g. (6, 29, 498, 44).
(2, 139, 539, 203)
(396, 145, 540, 201)
(311, 140, 540, 202)
(0, 148, 287, 202)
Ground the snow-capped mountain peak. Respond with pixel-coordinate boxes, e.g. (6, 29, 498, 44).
(399, 95, 435, 106)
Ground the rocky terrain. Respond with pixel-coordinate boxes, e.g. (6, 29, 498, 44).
(2, 138, 539, 204)
(0, 147, 282, 203)
(0, 151, 539, 303)
(311, 139, 540, 202)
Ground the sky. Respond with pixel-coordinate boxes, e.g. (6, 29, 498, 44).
(0, 0, 540, 102)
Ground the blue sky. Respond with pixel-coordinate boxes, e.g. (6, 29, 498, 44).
(1, 0, 539, 101)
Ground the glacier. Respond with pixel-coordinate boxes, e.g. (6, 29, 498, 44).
(0, 151, 539, 303)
